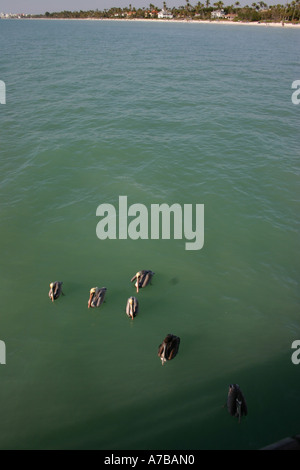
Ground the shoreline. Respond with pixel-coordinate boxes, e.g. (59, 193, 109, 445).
(13, 17, 300, 28)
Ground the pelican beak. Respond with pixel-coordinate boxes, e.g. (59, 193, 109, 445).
(129, 298, 134, 319)
(88, 291, 93, 308)
(136, 273, 140, 293)
(50, 283, 54, 302)
(161, 345, 167, 366)
(237, 399, 242, 424)
(88, 288, 98, 308)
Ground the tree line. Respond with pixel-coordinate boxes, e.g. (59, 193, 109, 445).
(35, 1, 300, 23)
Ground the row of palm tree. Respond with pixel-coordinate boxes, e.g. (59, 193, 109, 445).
(40, 1, 300, 22)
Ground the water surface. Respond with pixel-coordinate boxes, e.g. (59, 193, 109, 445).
(0, 19, 299, 450)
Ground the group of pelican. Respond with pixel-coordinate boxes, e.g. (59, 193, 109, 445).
(125, 270, 155, 320)
(49, 276, 247, 421)
(48, 270, 180, 368)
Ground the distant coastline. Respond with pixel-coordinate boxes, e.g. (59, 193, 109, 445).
(10, 18, 300, 28)
(2, 1, 300, 26)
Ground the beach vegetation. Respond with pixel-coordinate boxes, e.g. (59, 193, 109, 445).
(12, 1, 300, 23)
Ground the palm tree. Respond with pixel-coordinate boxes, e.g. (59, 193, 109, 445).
(196, 1, 204, 15)
(258, 1, 268, 9)
(214, 1, 224, 9)
(291, 0, 297, 20)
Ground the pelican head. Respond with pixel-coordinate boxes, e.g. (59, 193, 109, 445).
(160, 344, 167, 366)
(49, 282, 54, 302)
(158, 334, 180, 366)
(48, 281, 63, 302)
(126, 296, 139, 319)
(129, 296, 134, 318)
(88, 287, 98, 308)
(226, 384, 247, 423)
(135, 272, 141, 293)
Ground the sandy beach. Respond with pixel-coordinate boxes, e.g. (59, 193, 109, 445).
(25, 17, 300, 28)
(98, 18, 300, 28)
(109, 19, 300, 28)
(166, 19, 300, 27)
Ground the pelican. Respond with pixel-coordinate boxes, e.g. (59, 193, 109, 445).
(49, 281, 63, 302)
(88, 287, 107, 308)
(126, 296, 139, 319)
(225, 384, 248, 423)
(131, 270, 155, 293)
(158, 334, 180, 366)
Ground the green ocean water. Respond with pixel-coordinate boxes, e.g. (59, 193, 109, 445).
(0, 19, 299, 450)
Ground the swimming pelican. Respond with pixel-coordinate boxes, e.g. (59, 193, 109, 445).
(131, 270, 155, 293)
(225, 384, 248, 423)
(158, 334, 180, 366)
(88, 287, 107, 308)
(126, 296, 139, 319)
(49, 281, 63, 302)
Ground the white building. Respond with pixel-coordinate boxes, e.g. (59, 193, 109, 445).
(211, 9, 225, 19)
(158, 9, 173, 19)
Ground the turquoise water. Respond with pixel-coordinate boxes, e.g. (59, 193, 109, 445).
(0, 19, 299, 450)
